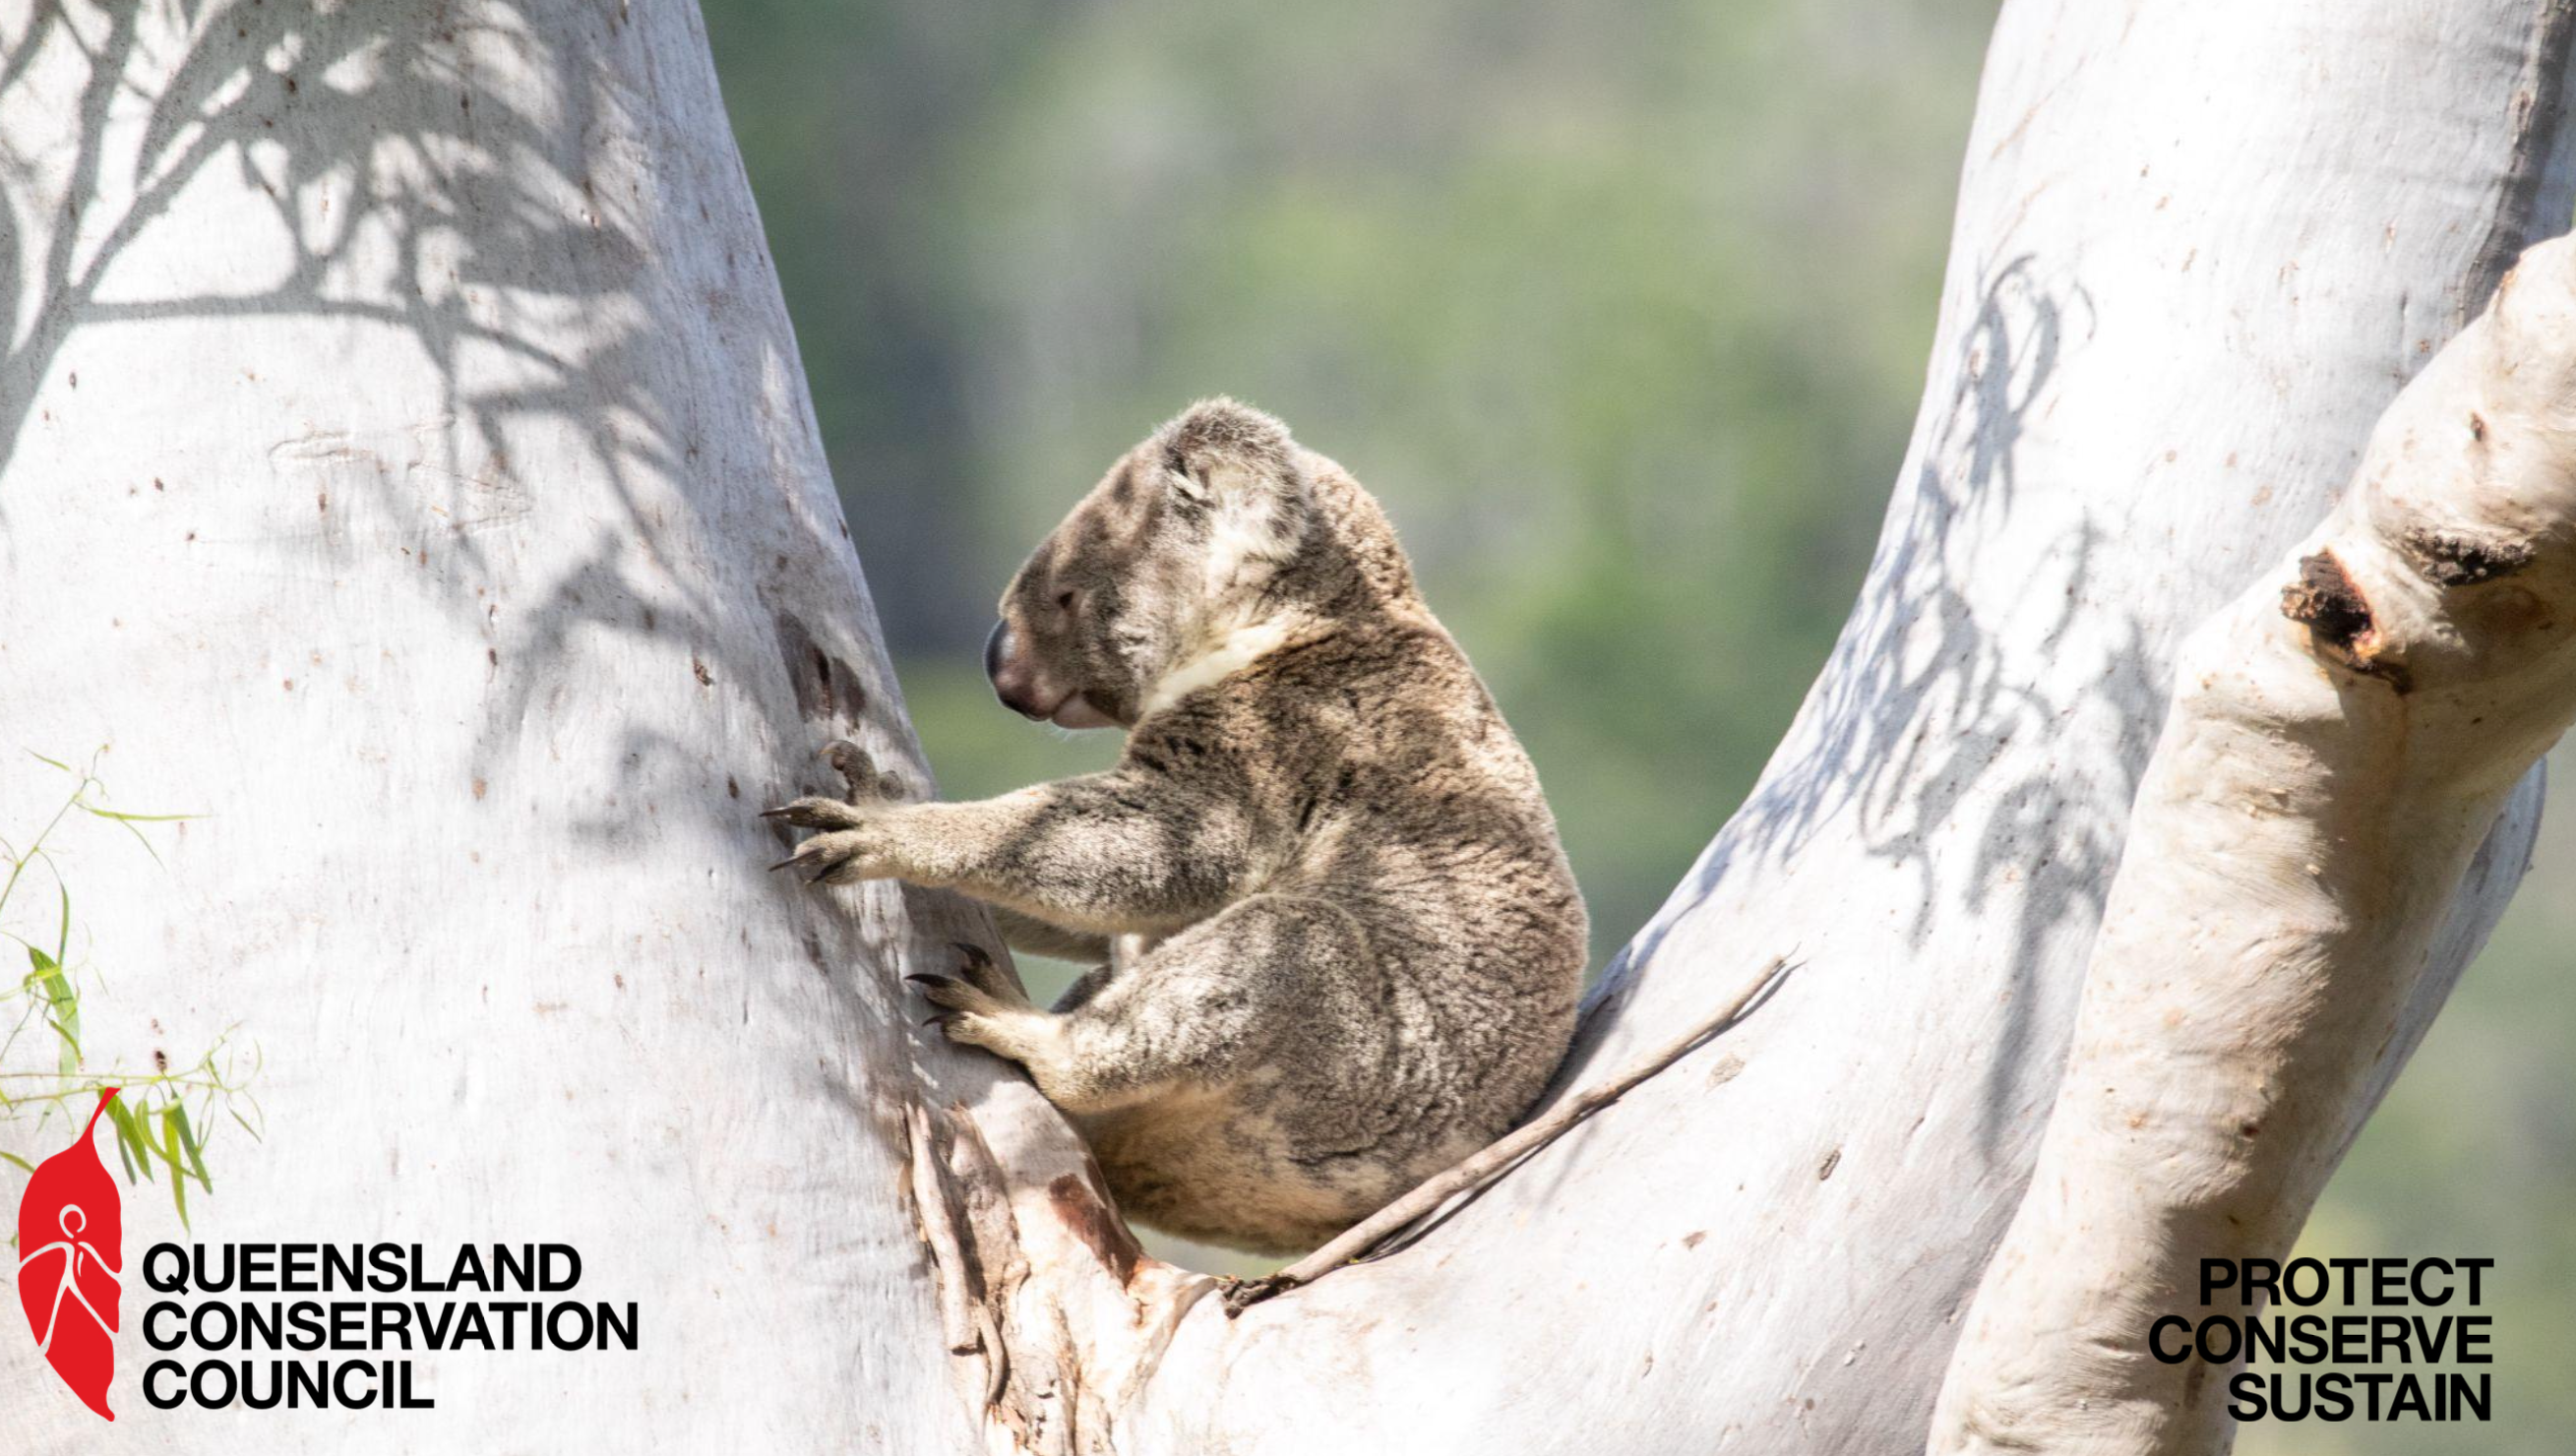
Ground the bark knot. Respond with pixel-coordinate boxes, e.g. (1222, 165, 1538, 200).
(2282, 549, 2410, 691)
(2398, 525, 2534, 587)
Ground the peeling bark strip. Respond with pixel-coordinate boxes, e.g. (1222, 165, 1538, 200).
(905, 1104, 989, 1359)
(904, 1095, 1217, 1455)
(1932, 237, 2576, 1456)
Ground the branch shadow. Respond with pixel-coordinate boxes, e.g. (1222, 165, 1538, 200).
(0, 1, 977, 1151)
(0, 0, 906, 808)
(1550, 252, 2167, 1152)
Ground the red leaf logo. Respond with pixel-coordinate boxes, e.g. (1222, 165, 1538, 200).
(16, 1088, 121, 1421)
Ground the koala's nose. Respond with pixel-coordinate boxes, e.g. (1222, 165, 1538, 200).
(984, 618, 1012, 683)
(985, 620, 1046, 719)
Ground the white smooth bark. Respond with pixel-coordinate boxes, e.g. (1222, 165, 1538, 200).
(0, 3, 1054, 1449)
(0, 1, 2566, 1454)
(1932, 233, 2576, 1455)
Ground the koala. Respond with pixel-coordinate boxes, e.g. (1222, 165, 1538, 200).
(767, 398, 1586, 1255)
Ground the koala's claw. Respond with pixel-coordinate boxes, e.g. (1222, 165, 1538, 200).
(766, 828, 883, 885)
(760, 796, 872, 830)
(767, 848, 829, 879)
(949, 940, 1018, 997)
(905, 958, 1034, 1054)
(905, 972, 981, 1010)
(910, 978, 994, 1049)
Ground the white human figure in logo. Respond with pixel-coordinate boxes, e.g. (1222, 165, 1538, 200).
(19, 1203, 117, 1355)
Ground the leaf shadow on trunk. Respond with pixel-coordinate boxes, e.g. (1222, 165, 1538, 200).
(1545, 255, 2167, 1161)
(0, 0, 1001, 1201)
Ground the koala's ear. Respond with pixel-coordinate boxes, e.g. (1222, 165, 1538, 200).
(1160, 398, 1310, 567)
(1164, 456, 1262, 506)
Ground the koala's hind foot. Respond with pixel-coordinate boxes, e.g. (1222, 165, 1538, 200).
(909, 943, 1052, 1061)
(908, 942, 1027, 1009)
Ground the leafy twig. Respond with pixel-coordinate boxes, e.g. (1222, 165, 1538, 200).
(0, 749, 246, 1231)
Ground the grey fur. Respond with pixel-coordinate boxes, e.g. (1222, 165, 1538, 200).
(768, 398, 1586, 1254)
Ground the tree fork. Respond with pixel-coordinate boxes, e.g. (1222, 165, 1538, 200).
(3, 1, 2571, 1451)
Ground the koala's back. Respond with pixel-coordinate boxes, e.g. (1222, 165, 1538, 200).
(1078, 465, 1587, 1253)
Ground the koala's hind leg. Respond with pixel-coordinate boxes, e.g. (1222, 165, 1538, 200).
(913, 895, 1372, 1118)
(1051, 962, 1115, 1013)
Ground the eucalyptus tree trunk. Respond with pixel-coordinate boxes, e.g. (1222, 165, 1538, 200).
(0, 2, 1032, 1449)
(0, 4, 2568, 1456)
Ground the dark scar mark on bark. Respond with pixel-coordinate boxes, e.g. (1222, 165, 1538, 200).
(1048, 1173, 1142, 1288)
(2282, 551, 2372, 645)
(2282, 549, 2412, 692)
(769, 610, 869, 725)
(2399, 525, 2534, 586)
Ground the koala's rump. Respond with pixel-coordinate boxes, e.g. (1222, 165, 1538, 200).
(1069, 891, 1563, 1256)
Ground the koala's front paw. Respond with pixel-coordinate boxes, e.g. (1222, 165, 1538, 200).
(825, 736, 911, 804)
(760, 737, 921, 884)
(764, 802, 892, 884)
(908, 943, 1040, 1054)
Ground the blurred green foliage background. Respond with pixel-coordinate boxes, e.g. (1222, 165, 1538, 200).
(700, 2, 2570, 1448)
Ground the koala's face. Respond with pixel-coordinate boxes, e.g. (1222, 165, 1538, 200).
(986, 446, 1201, 729)
(986, 400, 1308, 730)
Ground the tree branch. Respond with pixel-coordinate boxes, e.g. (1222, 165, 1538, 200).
(1930, 236, 2576, 1456)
